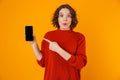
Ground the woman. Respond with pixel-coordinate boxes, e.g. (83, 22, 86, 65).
(30, 4, 87, 80)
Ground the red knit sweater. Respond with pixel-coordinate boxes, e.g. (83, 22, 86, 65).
(37, 29, 87, 80)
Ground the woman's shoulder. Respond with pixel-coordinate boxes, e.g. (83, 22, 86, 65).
(73, 31, 85, 40)
(44, 30, 56, 38)
(46, 30, 56, 34)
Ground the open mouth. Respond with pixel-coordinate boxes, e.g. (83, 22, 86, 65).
(63, 23, 67, 26)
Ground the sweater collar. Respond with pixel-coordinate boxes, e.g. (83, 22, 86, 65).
(56, 29, 73, 33)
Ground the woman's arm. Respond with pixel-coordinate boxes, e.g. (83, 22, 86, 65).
(56, 46, 71, 60)
(30, 36, 42, 61)
(43, 38, 71, 60)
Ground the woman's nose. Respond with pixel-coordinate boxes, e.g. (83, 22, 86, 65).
(63, 17, 67, 21)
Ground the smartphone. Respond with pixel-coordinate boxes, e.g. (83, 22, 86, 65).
(25, 26, 33, 41)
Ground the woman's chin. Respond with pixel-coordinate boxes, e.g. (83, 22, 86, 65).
(60, 26, 70, 30)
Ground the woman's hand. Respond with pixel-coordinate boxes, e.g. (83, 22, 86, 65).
(43, 38, 71, 60)
(29, 36, 37, 45)
(43, 38, 61, 53)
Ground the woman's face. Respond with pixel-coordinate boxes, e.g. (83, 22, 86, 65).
(58, 8, 72, 30)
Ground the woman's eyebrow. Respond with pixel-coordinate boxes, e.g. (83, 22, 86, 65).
(59, 12, 63, 14)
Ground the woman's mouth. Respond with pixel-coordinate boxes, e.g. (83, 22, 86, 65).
(63, 23, 67, 26)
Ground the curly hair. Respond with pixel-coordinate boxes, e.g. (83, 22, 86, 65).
(52, 4, 78, 30)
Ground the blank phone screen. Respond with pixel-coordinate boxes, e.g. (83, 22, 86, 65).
(25, 26, 33, 41)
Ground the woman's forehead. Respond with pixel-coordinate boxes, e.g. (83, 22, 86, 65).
(59, 8, 71, 14)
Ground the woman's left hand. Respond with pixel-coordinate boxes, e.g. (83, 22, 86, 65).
(43, 38, 61, 53)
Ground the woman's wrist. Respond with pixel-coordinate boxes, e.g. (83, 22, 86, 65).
(56, 47, 71, 60)
(31, 41, 38, 48)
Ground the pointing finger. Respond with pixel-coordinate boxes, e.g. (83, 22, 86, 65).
(43, 38, 52, 43)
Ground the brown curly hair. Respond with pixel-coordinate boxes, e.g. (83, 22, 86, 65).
(52, 4, 78, 30)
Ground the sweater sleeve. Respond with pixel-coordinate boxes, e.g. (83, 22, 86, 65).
(67, 34, 87, 70)
(36, 31, 52, 67)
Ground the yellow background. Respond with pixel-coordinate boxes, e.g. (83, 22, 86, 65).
(0, 0, 120, 80)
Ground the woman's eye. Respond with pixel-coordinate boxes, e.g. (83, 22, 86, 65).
(59, 14, 63, 17)
(68, 15, 71, 18)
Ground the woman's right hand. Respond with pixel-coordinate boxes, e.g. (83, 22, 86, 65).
(29, 36, 37, 46)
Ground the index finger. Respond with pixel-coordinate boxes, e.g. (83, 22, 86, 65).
(43, 38, 52, 43)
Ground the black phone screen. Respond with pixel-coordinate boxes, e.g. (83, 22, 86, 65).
(25, 26, 33, 41)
